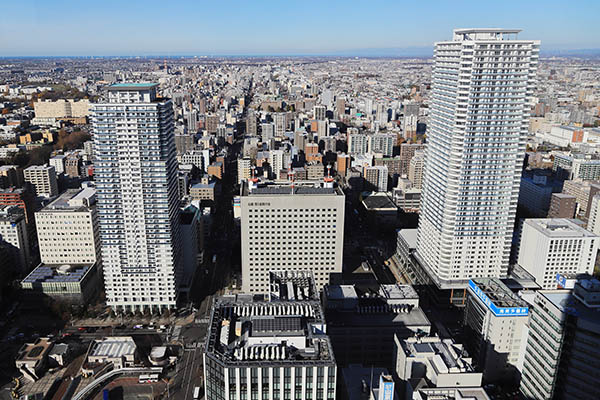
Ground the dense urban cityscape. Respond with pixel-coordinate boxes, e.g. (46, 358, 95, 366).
(0, 7, 600, 400)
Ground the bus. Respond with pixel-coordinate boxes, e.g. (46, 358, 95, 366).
(193, 387, 201, 399)
(138, 374, 159, 384)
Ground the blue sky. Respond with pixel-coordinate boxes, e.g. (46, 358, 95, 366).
(1, 0, 598, 56)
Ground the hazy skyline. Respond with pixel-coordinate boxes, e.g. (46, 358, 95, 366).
(1, 0, 599, 56)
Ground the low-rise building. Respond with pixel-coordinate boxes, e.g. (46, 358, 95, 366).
(86, 336, 138, 371)
(394, 336, 483, 394)
(324, 283, 430, 368)
(21, 262, 100, 303)
(15, 337, 53, 381)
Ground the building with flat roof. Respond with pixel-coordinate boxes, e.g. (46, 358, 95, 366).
(85, 336, 138, 372)
(15, 337, 54, 382)
(92, 83, 182, 313)
(203, 295, 337, 400)
(268, 270, 317, 302)
(520, 277, 600, 399)
(21, 262, 100, 303)
(240, 181, 345, 293)
(0, 204, 29, 273)
(395, 336, 483, 392)
(324, 283, 430, 368)
(416, 29, 539, 302)
(339, 365, 398, 400)
(517, 219, 599, 289)
(464, 278, 529, 384)
(410, 388, 490, 400)
(24, 164, 58, 198)
(548, 193, 576, 218)
(35, 188, 100, 265)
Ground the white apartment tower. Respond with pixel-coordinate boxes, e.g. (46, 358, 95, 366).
(92, 83, 182, 313)
(416, 29, 540, 291)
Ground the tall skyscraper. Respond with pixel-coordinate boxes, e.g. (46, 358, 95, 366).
(416, 29, 540, 300)
(92, 83, 182, 313)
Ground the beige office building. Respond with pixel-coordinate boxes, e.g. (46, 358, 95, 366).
(35, 188, 100, 265)
(240, 182, 345, 293)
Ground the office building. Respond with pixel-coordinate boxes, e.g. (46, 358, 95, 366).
(49, 155, 66, 175)
(33, 99, 89, 125)
(368, 133, 395, 157)
(35, 188, 100, 265)
(520, 277, 600, 400)
(246, 111, 257, 135)
(335, 98, 345, 118)
(314, 105, 326, 121)
(348, 133, 369, 155)
(269, 150, 289, 180)
(553, 153, 600, 181)
(561, 179, 597, 218)
(463, 278, 529, 384)
(415, 29, 540, 300)
(203, 294, 337, 400)
(324, 283, 430, 368)
(186, 110, 198, 133)
(364, 165, 388, 192)
(0, 187, 35, 225)
(190, 179, 218, 202)
(336, 153, 350, 177)
(261, 123, 275, 142)
(587, 194, 600, 235)
(0, 205, 29, 273)
(21, 262, 100, 304)
(517, 170, 564, 217)
(517, 219, 598, 289)
(408, 150, 424, 189)
(175, 132, 196, 155)
(0, 165, 23, 188)
(548, 193, 576, 219)
(273, 113, 287, 137)
(237, 157, 252, 184)
(399, 143, 425, 177)
(24, 165, 58, 198)
(394, 336, 483, 391)
(92, 83, 182, 313)
(240, 182, 345, 293)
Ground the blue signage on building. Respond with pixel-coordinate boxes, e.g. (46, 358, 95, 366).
(468, 280, 528, 317)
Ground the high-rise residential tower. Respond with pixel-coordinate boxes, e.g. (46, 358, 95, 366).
(92, 83, 182, 313)
(415, 29, 540, 302)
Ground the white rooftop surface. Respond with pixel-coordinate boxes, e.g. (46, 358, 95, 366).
(379, 284, 419, 299)
(399, 228, 418, 249)
(525, 218, 597, 238)
(90, 337, 136, 358)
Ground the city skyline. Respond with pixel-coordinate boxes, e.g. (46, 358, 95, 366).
(1, 0, 599, 56)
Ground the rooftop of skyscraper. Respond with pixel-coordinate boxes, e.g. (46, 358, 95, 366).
(205, 294, 334, 365)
